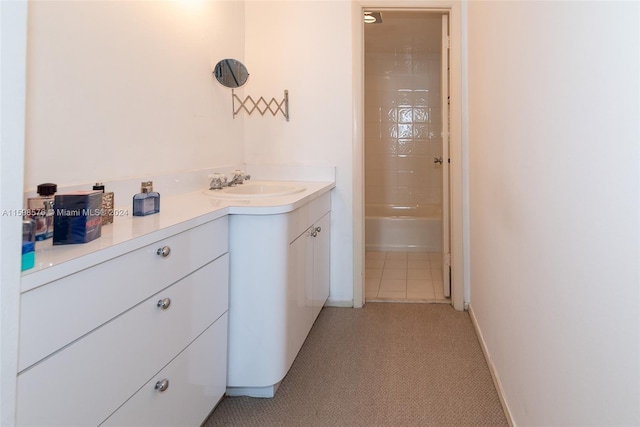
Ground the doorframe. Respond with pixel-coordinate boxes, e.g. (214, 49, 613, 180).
(0, 1, 29, 424)
(352, 0, 467, 311)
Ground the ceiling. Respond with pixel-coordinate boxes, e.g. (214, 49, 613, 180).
(364, 11, 444, 54)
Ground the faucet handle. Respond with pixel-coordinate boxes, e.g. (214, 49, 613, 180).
(209, 173, 227, 190)
(230, 170, 249, 185)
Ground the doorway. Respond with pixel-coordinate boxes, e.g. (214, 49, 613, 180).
(353, 3, 464, 310)
(362, 10, 451, 303)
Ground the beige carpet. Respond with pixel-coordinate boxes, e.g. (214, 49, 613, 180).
(204, 303, 508, 426)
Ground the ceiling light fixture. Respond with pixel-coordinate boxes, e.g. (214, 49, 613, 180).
(364, 12, 382, 24)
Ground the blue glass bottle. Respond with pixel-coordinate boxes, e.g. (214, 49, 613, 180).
(133, 181, 160, 216)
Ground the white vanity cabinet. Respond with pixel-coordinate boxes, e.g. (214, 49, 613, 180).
(16, 217, 229, 427)
(227, 191, 331, 397)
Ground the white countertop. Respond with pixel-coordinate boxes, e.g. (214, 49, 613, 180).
(21, 180, 335, 292)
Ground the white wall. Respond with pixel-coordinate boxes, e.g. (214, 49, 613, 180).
(24, 0, 246, 190)
(243, 1, 355, 303)
(467, 1, 639, 425)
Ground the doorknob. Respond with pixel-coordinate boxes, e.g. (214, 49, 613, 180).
(433, 157, 443, 164)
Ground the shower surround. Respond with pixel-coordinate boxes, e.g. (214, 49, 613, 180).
(364, 12, 443, 252)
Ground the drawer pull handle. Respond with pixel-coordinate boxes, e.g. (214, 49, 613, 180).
(157, 298, 171, 310)
(315, 226, 322, 233)
(156, 246, 171, 258)
(155, 378, 169, 392)
(311, 230, 318, 238)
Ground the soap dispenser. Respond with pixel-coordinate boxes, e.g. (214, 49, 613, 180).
(132, 181, 160, 216)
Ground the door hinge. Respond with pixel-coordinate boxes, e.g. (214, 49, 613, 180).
(447, 36, 451, 49)
(445, 252, 451, 267)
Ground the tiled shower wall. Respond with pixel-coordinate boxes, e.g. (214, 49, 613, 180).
(364, 30, 443, 210)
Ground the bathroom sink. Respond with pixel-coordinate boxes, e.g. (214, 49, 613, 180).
(202, 181, 306, 198)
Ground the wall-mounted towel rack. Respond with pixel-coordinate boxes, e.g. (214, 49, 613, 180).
(231, 89, 289, 121)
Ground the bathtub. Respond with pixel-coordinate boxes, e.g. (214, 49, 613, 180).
(365, 204, 443, 252)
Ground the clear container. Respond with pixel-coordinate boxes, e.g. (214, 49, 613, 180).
(22, 218, 36, 271)
(132, 181, 160, 216)
(27, 183, 56, 240)
(93, 182, 115, 225)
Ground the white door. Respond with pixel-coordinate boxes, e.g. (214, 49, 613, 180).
(441, 14, 451, 298)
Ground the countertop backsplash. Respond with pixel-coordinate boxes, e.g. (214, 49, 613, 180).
(22, 164, 336, 210)
(22, 165, 242, 210)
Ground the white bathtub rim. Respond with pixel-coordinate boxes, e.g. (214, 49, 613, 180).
(365, 243, 443, 253)
(365, 203, 442, 219)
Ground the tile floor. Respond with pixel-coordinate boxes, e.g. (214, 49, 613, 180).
(365, 251, 449, 302)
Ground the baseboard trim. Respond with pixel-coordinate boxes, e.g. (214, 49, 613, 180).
(325, 299, 353, 308)
(468, 304, 516, 427)
(226, 381, 281, 398)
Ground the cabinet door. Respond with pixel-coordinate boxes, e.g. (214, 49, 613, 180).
(312, 212, 331, 321)
(287, 227, 314, 363)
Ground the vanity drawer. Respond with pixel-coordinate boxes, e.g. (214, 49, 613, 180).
(16, 256, 229, 427)
(101, 314, 228, 427)
(18, 216, 228, 371)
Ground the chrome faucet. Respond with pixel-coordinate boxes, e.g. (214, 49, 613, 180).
(208, 170, 251, 190)
(208, 173, 227, 190)
(228, 170, 251, 186)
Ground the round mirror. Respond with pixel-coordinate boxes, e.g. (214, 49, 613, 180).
(213, 59, 249, 88)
